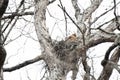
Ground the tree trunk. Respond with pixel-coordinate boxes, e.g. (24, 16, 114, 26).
(34, 0, 120, 80)
(34, 1, 80, 80)
(34, 0, 67, 80)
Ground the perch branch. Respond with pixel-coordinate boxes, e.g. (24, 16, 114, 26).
(3, 55, 44, 72)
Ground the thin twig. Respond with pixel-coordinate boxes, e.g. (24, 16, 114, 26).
(113, 0, 120, 30)
(63, 7, 68, 37)
(91, 1, 120, 26)
(98, 28, 115, 35)
(2, 0, 25, 33)
(2, 0, 25, 44)
(48, 0, 56, 5)
(58, 3, 83, 34)
(58, 0, 68, 37)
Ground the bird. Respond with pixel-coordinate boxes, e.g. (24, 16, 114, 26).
(65, 33, 77, 42)
(65, 34, 78, 50)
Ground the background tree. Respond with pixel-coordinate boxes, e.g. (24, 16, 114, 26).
(0, 0, 8, 80)
(0, 0, 120, 80)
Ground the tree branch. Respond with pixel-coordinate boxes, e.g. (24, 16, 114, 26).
(34, 0, 55, 63)
(71, 0, 81, 20)
(48, 0, 56, 5)
(83, 0, 103, 21)
(87, 28, 117, 48)
(3, 55, 45, 72)
(98, 47, 120, 80)
(1, 11, 34, 20)
(58, 3, 83, 34)
(113, 0, 120, 30)
(91, 1, 120, 25)
(101, 43, 119, 66)
(0, 0, 9, 18)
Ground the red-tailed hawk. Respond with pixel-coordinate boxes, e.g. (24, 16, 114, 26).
(65, 33, 77, 42)
(65, 34, 78, 50)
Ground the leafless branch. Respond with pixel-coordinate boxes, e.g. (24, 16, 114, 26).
(46, 8, 63, 21)
(91, 2, 119, 25)
(1, 11, 34, 20)
(2, 0, 25, 33)
(114, 0, 117, 23)
(98, 28, 115, 35)
(58, 1, 83, 34)
(48, 0, 56, 5)
(3, 55, 45, 72)
(2, 0, 25, 44)
(101, 43, 119, 66)
(83, 0, 103, 21)
(109, 61, 120, 73)
(113, 0, 120, 30)
(63, 8, 68, 37)
(0, 0, 9, 19)
(98, 47, 120, 80)
(40, 68, 47, 80)
(71, 0, 81, 20)
(3, 16, 19, 44)
(59, 0, 68, 37)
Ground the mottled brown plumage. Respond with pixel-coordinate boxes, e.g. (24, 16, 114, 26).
(65, 33, 77, 42)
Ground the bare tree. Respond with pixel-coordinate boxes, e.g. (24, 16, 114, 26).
(33, 0, 120, 80)
(0, 0, 120, 80)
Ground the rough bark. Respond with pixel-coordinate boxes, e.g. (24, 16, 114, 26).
(34, 0, 66, 80)
(98, 47, 120, 80)
(71, 0, 118, 80)
(34, 0, 81, 80)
